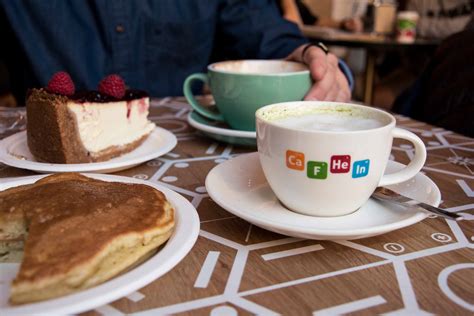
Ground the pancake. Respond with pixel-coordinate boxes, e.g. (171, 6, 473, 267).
(0, 173, 174, 304)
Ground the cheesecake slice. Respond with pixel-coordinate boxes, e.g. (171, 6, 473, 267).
(26, 88, 155, 163)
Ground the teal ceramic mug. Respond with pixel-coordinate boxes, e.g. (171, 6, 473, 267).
(183, 60, 312, 131)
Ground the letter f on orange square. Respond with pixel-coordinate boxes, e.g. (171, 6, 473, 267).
(286, 150, 305, 171)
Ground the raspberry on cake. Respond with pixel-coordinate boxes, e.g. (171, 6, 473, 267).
(98, 74, 126, 99)
(26, 73, 156, 163)
(46, 71, 75, 96)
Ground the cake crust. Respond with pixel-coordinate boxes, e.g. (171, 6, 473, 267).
(27, 89, 85, 163)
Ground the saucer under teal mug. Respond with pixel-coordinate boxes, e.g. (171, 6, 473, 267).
(183, 60, 311, 131)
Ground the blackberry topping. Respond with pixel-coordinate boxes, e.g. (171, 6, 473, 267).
(70, 91, 115, 103)
(69, 90, 148, 103)
(123, 89, 149, 101)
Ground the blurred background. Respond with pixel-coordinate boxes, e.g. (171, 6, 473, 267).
(290, 0, 472, 110)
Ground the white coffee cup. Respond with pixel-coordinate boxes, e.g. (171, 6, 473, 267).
(256, 101, 427, 217)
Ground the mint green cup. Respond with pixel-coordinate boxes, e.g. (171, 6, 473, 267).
(183, 60, 312, 131)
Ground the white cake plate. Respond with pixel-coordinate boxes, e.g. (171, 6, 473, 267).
(0, 127, 177, 173)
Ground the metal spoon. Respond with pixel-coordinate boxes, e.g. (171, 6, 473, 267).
(372, 187, 463, 221)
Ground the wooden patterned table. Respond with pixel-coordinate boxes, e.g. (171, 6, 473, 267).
(0, 98, 473, 315)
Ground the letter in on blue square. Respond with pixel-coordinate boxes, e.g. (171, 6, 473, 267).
(352, 159, 370, 178)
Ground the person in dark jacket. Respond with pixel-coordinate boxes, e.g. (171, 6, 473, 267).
(0, 0, 352, 106)
(393, 27, 474, 137)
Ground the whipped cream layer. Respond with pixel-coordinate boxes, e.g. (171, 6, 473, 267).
(67, 97, 155, 154)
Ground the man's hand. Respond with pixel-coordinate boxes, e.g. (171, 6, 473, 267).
(287, 44, 351, 102)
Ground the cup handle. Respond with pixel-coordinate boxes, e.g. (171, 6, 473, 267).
(378, 127, 427, 186)
(183, 73, 224, 121)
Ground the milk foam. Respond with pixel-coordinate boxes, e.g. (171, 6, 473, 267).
(212, 60, 308, 74)
(274, 112, 384, 131)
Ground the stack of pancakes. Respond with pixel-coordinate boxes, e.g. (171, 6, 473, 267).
(0, 173, 174, 304)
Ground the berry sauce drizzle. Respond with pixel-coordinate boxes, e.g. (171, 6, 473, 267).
(69, 89, 148, 103)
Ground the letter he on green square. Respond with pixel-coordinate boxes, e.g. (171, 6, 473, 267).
(307, 161, 328, 179)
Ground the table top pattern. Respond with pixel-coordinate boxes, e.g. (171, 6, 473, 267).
(0, 98, 473, 315)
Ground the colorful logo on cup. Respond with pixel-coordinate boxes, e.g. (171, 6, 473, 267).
(286, 150, 370, 180)
(286, 150, 305, 171)
(330, 155, 350, 173)
(307, 161, 328, 179)
(352, 159, 370, 178)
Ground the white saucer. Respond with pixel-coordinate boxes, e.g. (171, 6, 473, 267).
(0, 127, 177, 173)
(206, 153, 441, 240)
(187, 111, 256, 146)
(0, 174, 200, 315)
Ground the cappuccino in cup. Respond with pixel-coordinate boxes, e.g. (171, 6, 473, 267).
(256, 102, 427, 217)
(272, 112, 385, 132)
(183, 60, 312, 131)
